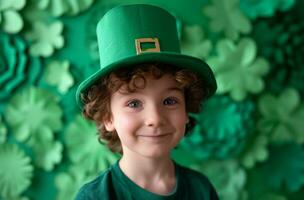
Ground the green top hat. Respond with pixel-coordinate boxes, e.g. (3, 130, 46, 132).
(76, 4, 217, 107)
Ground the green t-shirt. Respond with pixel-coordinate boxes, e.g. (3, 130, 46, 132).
(75, 161, 219, 200)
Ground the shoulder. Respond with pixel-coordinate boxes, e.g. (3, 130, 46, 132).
(176, 163, 219, 200)
(74, 168, 114, 200)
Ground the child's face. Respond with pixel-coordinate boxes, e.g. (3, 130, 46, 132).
(104, 74, 189, 159)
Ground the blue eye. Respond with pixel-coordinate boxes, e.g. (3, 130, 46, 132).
(163, 97, 177, 105)
(127, 100, 142, 108)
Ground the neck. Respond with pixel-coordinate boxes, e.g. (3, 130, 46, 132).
(119, 150, 176, 195)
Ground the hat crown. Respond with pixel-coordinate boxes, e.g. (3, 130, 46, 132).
(97, 4, 180, 69)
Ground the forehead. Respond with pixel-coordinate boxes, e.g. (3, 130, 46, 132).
(117, 74, 183, 95)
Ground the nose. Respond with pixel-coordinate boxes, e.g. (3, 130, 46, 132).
(144, 104, 166, 127)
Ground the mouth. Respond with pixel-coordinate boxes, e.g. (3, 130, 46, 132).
(138, 133, 171, 138)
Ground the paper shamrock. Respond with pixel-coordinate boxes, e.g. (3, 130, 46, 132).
(257, 88, 304, 143)
(181, 96, 254, 159)
(34, 0, 95, 17)
(0, 144, 33, 199)
(207, 38, 269, 101)
(203, 0, 251, 40)
(240, 0, 295, 19)
(180, 25, 212, 60)
(26, 21, 64, 57)
(0, 0, 26, 33)
(240, 135, 269, 169)
(44, 60, 74, 94)
(5, 87, 63, 170)
(64, 115, 119, 174)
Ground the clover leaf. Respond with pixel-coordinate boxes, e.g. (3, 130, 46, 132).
(240, 135, 269, 169)
(0, 0, 26, 33)
(44, 60, 74, 94)
(180, 25, 212, 59)
(257, 88, 304, 143)
(34, 0, 95, 16)
(26, 21, 64, 57)
(203, 0, 251, 40)
(207, 38, 270, 101)
(0, 144, 33, 199)
(240, 0, 295, 19)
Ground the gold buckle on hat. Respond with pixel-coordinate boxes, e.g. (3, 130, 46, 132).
(135, 38, 160, 54)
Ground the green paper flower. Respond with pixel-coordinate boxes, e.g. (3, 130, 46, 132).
(0, 115, 7, 144)
(44, 60, 74, 94)
(252, 16, 304, 94)
(258, 143, 304, 192)
(207, 38, 270, 101)
(0, 0, 26, 33)
(55, 166, 95, 200)
(257, 88, 304, 143)
(240, 0, 295, 19)
(181, 96, 254, 159)
(0, 144, 33, 199)
(240, 135, 269, 169)
(26, 21, 64, 57)
(31, 140, 63, 171)
(203, 0, 251, 40)
(34, 0, 95, 17)
(5, 87, 63, 143)
(65, 115, 118, 174)
(192, 160, 247, 200)
(0, 32, 42, 100)
(180, 25, 212, 59)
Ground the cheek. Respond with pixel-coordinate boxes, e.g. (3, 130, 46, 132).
(114, 113, 140, 132)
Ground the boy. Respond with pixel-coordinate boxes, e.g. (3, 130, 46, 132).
(75, 4, 219, 200)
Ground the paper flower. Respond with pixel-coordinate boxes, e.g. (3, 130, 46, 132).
(192, 160, 247, 200)
(257, 88, 304, 143)
(64, 115, 118, 174)
(44, 60, 74, 94)
(0, 144, 33, 199)
(5, 87, 63, 143)
(203, 0, 251, 40)
(0, 32, 42, 100)
(180, 25, 212, 59)
(26, 21, 64, 57)
(240, 135, 269, 169)
(258, 143, 304, 192)
(0, 0, 26, 33)
(34, 0, 95, 17)
(240, 0, 295, 19)
(0, 115, 7, 144)
(55, 166, 95, 200)
(207, 38, 270, 101)
(253, 15, 304, 94)
(181, 96, 254, 159)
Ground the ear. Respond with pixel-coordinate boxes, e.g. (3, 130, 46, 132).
(185, 114, 189, 124)
(104, 119, 115, 132)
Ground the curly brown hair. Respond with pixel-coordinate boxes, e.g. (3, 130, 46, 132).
(81, 62, 205, 153)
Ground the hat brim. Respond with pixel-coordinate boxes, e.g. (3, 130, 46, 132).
(76, 52, 217, 107)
